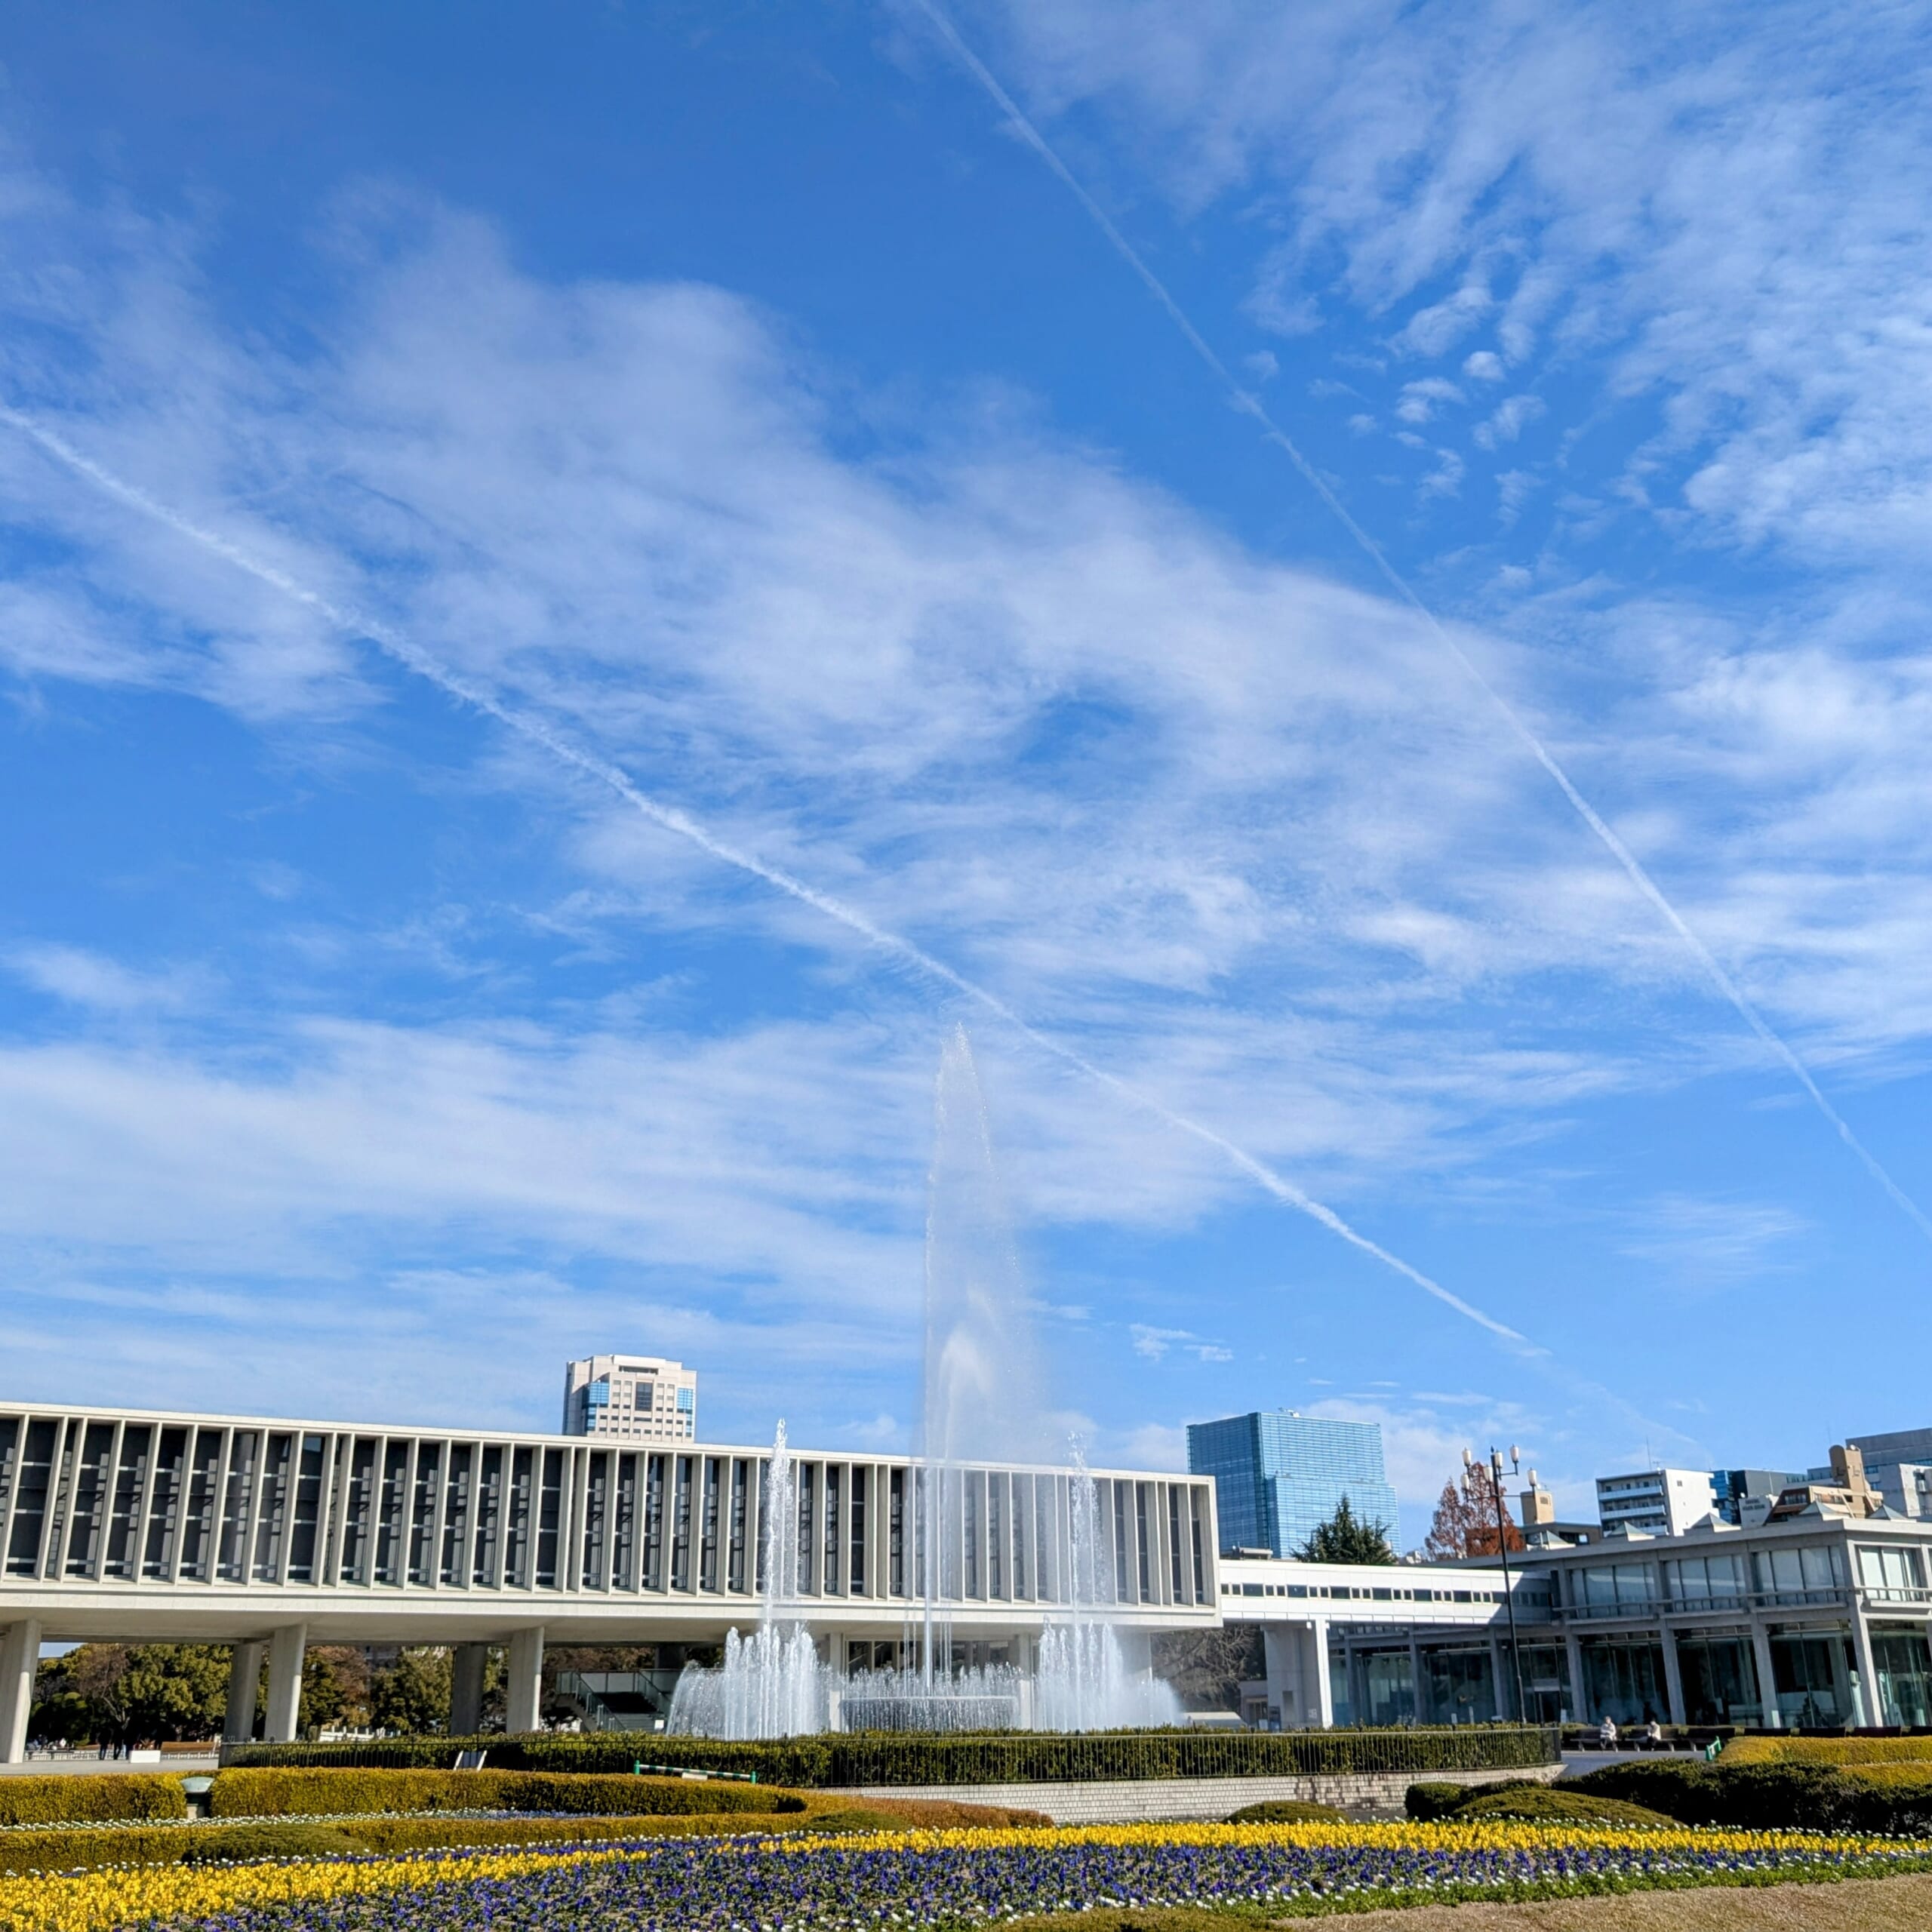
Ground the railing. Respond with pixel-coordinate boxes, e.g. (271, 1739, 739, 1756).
(1556, 1587, 1852, 1623)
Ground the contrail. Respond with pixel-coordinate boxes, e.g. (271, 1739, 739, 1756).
(903, 0, 1932, 1246)
(3, 401, 1534, 1349)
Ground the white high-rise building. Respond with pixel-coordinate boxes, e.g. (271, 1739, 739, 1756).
(561, 1355, 697, 1441)
(1595, 1467, 1718, 1537)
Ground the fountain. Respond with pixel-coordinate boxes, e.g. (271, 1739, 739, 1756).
(667, 1027, 1180, 1738)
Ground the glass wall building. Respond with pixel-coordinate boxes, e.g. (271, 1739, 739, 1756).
(1187, 1411, 1399, 1556)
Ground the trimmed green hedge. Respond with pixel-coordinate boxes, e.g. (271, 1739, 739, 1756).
(0, 1810, 808, 1878)
(1572, 1758, 1932, 1835)
(208, 1767, 794, 1819)
(1225, 1800, 1346, 1824)
(1406, 1777, 1672, 1829)
(227, 1724, 1558, 1787)
(0, 1773, 187, 1826)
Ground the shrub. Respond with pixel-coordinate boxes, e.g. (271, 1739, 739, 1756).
(0, 1824, 192, 1878)
(226, 1724, 1559, 1787)
(0, 1773, 187, 1826)
(1450, 1783, 1675, 1829)
(1724, 1734, 1932, 1768)
(1404, 1783, 1469, 1822)
(208, 1767, 791, 1819)
(1567, 1760, 1722, 1823)
(180, 1822, 367, 1863)
(798, 1807, 907, 1835)
(1225, 1801, 1345, 1823)
(349, 1813, 808, 1854)
(1569, 1757, 1932, 1835)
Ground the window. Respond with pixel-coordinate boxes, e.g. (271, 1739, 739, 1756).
(1580, 1562, 1655, 1611)
(1859, 1545, 1924, 1594)
(1672, 1552, 1747, 1604)
(1756, 1544, 1844, 1598)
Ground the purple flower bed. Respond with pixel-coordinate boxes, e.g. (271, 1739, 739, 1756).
(154, 1830, 1932, 1931)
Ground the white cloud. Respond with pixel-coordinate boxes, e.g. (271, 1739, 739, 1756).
(1619, 1194, 1808, 1288)
(1130, 1322, 1232, 1363)
(1473, 394, 1546, 449)
(5, 944, 205, 1012)
(968, 1, 1932, 561)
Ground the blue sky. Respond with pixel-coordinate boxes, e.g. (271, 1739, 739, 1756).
(3, 0, 1930, 1540)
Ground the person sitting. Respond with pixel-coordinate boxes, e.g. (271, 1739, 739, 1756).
(1598, 1715, 1620, 1749)
(1644, 1719, 1664, 1749)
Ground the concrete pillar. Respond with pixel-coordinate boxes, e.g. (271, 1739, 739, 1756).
(451, 1644, 489, 1737)
(1487, 1636, 1508, 1722)
(1849, 1614, 1882, 1727)
(225, 1641, 266, 1743)
(506, 1626, 545, 1734)
(264, 1624, 307, 1743)
(1310, 1620, 1335, 1727)
(1407, 1632, 1426, 1724)
(1659, 1627, 1687, 1725)
(1564, 1632, 1587, 1724)
(1751, 1624, 1782, 1728)
(0, 1620, 42, 1766)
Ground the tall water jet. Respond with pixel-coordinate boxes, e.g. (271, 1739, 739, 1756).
(921, 1026, 1049, 1680)
(669, 1028, 1182, 1737)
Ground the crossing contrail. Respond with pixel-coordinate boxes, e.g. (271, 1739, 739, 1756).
(3, 399, 1537, 1350)
(903, 0, 1932, 1247)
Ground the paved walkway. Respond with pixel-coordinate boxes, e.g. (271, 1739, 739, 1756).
(1, 1752, 217, 1776)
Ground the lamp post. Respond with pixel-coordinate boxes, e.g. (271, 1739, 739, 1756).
(1466, 1444, 1527, 1724)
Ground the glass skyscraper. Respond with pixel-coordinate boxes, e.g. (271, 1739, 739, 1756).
(1186, 1411, 1400, 1557)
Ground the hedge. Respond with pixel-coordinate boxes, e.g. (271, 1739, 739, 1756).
(226, 1724, 1559, 1787)
(1722, 1734, 1932, 1767)
(0, 1774, 187, 1826)
(0, 1811, 785, 1878)
(1571, 1758, 1932, 1835)
(0, 1795, 1048, 1877)
(208, 1767, 795, 1819)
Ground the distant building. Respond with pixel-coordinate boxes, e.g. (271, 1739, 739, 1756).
(1767, 1443, 1887, 1523)
(1715, 1468, 1806, 1526)
(1849, 1429, 1932, 1519)
(1186, 1411, 1399, 1558)
(1595, 1468, 1720, 1538)
(1518, 1473, 1598, 1547)
(562, 1354, 697, 1440)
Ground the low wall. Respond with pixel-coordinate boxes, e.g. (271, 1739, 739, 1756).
(829, 1760, 1563, 1823)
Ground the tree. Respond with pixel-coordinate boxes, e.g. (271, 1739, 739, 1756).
(1297, 1496, 1395, 1565)
(302, 1647, 371, 1734)
(371, 1647, 453, 1735)
(35, 1644, 233, 1743)
(1422, 1462, 1524, 1562)
(122, 1646, 234, 1741)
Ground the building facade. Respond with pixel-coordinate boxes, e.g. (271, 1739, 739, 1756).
(1594, 1468, 1720, 1538)
(1187, 1412, 1399, 1558)
(561, 1356, 697, 1441)
(1216, 1551, 1552, 1730)
(0, 1398, 1218, 1762)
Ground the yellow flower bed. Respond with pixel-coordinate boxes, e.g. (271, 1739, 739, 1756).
(0, 1820, 1911, 1932)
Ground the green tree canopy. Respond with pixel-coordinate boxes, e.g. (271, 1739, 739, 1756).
(1296, 1495, 1395, 1565)
(371, 1647, 453, 1735)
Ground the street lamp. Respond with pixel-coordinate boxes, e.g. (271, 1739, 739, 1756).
(1466, 1444, 1527, 1724)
